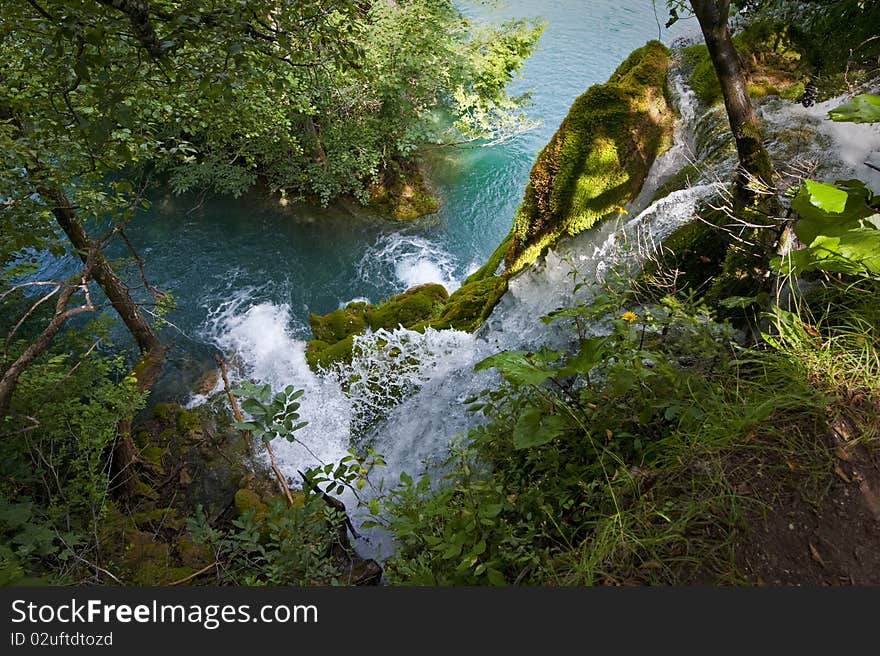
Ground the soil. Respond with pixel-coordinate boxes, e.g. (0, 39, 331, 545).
(734, 434, 880, 585)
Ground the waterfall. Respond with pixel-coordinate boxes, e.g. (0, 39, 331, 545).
(187, 70, 713, 553)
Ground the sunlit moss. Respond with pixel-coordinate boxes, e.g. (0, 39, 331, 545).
(506, 40, 674, 272)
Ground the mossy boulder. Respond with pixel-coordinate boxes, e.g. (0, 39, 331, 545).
(682, 22, 811, 108)
(650, 164, 702, 203)
(465, 232, 512, 283)
(304, 278, 514, 373)
(365, 284, 449, 331)
(640, 205, 731, 299)
(429, 276, 508, 332)
(367, 158, 440, 221)
(234, 488, 269, 519)
(309, 303, 369, 344)
(505, 40, 674, 272)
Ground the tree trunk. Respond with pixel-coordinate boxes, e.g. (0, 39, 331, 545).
(689, 0, 776, 209)
(43, 187, 163, 355)
(42, 188, 164, 496)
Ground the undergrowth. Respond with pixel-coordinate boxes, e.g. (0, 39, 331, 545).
(368, 268, 878, 585)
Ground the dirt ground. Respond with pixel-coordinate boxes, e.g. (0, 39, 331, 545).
(735, 432, 880, 585)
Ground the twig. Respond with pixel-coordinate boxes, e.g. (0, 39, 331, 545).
(167, 561, 218, 586)
(214, 354, 253, 455)
(215, 354, 296, 506)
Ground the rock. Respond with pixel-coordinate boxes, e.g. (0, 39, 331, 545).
(193, 368, 220, 395)
(505, 40, 675, 272)
(345, 558, 382, 586)
(367, 157, 440, 221)
(364, 283, 448, 331)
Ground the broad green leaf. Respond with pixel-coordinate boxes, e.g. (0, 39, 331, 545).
(233, 421, 259, 431)
(803, 179, 848, 214)
(240, 398, 266, 416)
(829, 94, 880, 124)
(513, 406, 568, 449)
(773, 227, 880, 277)
(557, 337, 606, 376)
(486, 568, 507, 585)
(791, 179, 874, 244)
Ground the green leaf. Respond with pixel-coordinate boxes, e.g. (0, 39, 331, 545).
(240, 399, 266, 416)
(829, 94, 880, 124)
(513, 406, 568, 449)
(558, 337, 606, 376)
(233, 421, 259, 431)
(486, 568, 507, 585)
(791, 180, 874, 244)
(474, 349, 561, 386)
(803, 179, 848, 214)
(441, 543, 462, 559)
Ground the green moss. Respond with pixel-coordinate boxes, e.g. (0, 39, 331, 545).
(234, 488, 268, 519)
(305, 278, 509, 373)
(429, 276, 508, 332)
(152, 402, 179, 421)
(683, 22, 811, 108)
(704, 233, 767, 324)
(176, 409, 201, 434)
(464, 232, 512, 284)
(682, 44, 721, 106)
(365, 283, 449, 331)
(367, 158, 440, 221)
(132, 507, 183, 531)
(506, 40, 674, 272)
(140, 444, 167, 471)
(640, 206, 731, 299)
(305, 335, 356, 371)
(309, 304, 369, 344)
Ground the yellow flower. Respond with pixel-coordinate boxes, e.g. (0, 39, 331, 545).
(621, 311, 638, 323)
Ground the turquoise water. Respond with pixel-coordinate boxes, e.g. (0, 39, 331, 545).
(98, 1, 688, 396)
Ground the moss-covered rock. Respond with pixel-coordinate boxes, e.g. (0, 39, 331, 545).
(682, 22, 811, 108)
(303, 278, 514, 373)
(234, 488, 268, 519)
(650, 164, 702, 203)
(309, 303, 369, 344)
(367, 157, 440, 221)
(365, 283, 449, 331)
(429, 276, 508, 332)
(640, 205, 731, 299)
(464, 232, 512, 284)
(306, 335, 356, 371)
(505, 40, 674, 272)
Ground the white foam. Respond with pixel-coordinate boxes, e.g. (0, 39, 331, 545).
(200, 292, 353, 478)
(358, 233, 462, 293)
